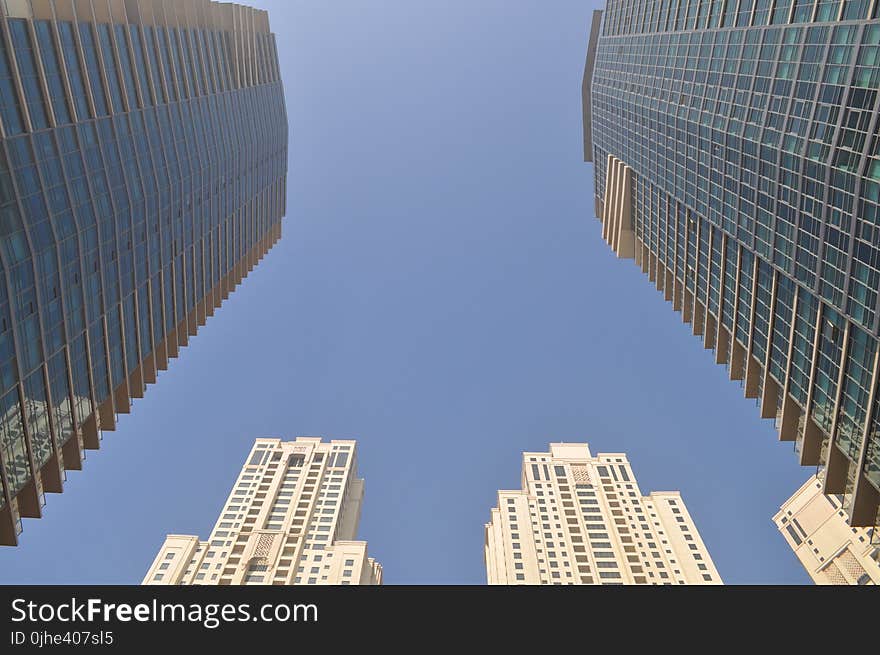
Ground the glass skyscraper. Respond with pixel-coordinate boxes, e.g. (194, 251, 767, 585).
(584, 2, 880, 532)
(0, 0, 287, 545)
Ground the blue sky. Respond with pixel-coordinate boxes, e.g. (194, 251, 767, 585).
(0, 0, 811, 584)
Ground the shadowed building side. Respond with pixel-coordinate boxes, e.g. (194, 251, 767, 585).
(584, 1, 880, 533)
(0, 0, 288, 545)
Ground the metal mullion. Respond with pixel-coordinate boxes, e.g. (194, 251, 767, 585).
(714, 231, 730, 359)
(119, 12, 148, 109)
(197, 98, 215, 302)
(778, 282, 802, 438)
(745, 252, 761, 365)
(160, 16, 182, 102)
(163, 109, 184, 337)
(175, 99, 197, 324)
(822, 319, 854, 487)
(147, 17, 171, 105)
(172, 23, 192, 101)
(844, 39, 880, 337)
(729, 242, 745, 379)
(789, 23, 842, 305)
(759, 268, 781, 416)
(139, 23, 164, 106)
(0, 13, 35, 133)
(45, 16, 79, 124)
(813, 22, 862, 313)
(246, 5, 256, 87)
(771, 22, 809, 284)
(18, 126, 86, 477)
(754, 13, 789, 284)
(80, 10, 117, 118)
(0, 134, 57, 513)
(67, 122, 120, 429)
(102, 14, 131, 114)
(132, 129, 158, 364)
(68, 6, 98, 120)
(799, 300, 827, 464)
(139, 108, 168, 363)
(23, 17, 58, 129)
(112, 16, 140, 112)
(52, 128, 103, 452)
(189, 28, 207, 97)
(202, 28, 219, 94)
(850, 344, 880, 524)
(734, 24, 765, 257)
(107, 113, 144, 395)
(87, 118, 128, 405)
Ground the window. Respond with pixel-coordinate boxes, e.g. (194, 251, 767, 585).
(785, 524, 803, 545)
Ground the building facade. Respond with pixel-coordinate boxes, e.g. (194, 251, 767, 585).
(143, 438, 382, 586)
(484, 443, 721, 584)
(0, 0, 287, 545)
(584, 2, 880, 531)
(774, 473, 880, 583)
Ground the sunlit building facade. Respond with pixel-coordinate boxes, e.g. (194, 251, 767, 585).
(774, 473, 879, 584)
(584, 2, 880, 531)
(485, 443, 721, 584)
(143, 438, 382, 586)
(0, 0, 287, 545)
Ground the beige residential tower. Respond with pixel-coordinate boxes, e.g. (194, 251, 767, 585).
(774, 475, 880, 585)
(485, 443, 721, 585)
(143, 437, 382, 585)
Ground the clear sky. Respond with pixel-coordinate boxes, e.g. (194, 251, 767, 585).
(0, 0, 811, 584)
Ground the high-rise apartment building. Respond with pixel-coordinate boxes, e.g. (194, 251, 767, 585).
(484, 443, 721, 584)
(143, 438, 382, 585)
(774, 473, 880, 584)
(0, 0, 287, 545)
(584, 3, 880, 531)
